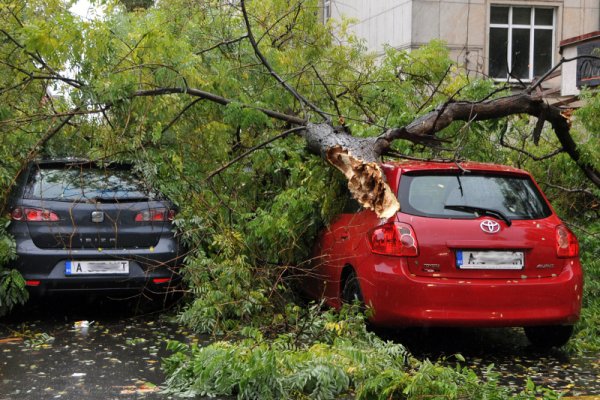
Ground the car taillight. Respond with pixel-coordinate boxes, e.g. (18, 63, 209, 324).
(135, 208, 175, 222)
(556, 225, 579, 258)
(11, 207, 59, 222)
(369, 222, 418, 256)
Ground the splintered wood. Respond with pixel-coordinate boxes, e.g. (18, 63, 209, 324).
(326, 146, 400, 219)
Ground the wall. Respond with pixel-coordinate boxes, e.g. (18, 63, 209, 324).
(328, 0, 599, 79)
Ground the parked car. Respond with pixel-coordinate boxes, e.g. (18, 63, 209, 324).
(302, 161, 583, 347)
(6, 159, 183, 298)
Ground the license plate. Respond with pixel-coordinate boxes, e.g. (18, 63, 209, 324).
(66, 260, 129, 275)
(456, 251, 524, 270)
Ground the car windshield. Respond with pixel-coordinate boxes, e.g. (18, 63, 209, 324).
(25, 165, 157, 202)
(398, 173, 551, 220)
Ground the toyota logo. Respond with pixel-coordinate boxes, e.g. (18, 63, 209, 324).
(480, 220, 500, 233)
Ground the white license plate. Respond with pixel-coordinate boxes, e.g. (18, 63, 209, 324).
(66, 260, 129, 275)
(456, 251, 524, 270)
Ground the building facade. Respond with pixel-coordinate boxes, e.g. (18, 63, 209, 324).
(324, 0, 599, 87)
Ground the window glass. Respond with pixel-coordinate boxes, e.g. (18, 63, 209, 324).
(490, 6, 508, 24)
(511, 28, 531, 79)
(399, 174, 551, 220)
(489, 28, 508, 78)
(512, 8, 531, 25)
(534, 29, 553, 76)
(26, 165, 156, 202)
(535, 8, 553, 26)
(489, 6, 554, 80)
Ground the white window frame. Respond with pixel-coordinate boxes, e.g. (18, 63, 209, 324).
(489, 6, 555, 81)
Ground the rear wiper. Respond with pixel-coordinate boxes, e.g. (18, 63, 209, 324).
(444, 205, 512, 226)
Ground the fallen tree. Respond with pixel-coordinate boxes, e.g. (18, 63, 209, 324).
(1, 0, 598, 218)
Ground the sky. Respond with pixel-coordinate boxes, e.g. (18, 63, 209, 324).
(70, 0, 104, 20)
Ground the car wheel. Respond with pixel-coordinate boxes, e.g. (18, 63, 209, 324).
(524, 325, 574, 348)
(341, 270, 364, 305)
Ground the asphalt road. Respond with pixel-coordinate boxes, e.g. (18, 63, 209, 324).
(0, 296, 196, 400)
(1, 297, 599, 399)
(383, 327, 600, 397)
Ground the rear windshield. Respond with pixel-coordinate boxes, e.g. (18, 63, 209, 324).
(398, 173, 552, 220)
(24, 164, 157, 202)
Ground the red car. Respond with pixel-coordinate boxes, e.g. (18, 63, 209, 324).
(304, 161, 583, 347)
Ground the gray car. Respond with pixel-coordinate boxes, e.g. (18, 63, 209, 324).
(6, 160, 183, 297)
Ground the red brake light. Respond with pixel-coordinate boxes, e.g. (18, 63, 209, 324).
(135, 208, 171, 222)
(556, 225, 579, 258)
(12, 207, 59, 222)
(369, 222, 418, 256)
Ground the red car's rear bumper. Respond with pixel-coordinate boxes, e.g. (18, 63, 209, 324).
(363, 260, 583, 327)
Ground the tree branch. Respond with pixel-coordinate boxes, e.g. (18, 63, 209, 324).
(527, 54, 600, 93)
(542, 181, 597, 197)
(131, 87, 306, 125)
(195, 35, 248, 55)
(377, 93, 600, 188)
(205, 126, 305, 181)
(239, 0, 330, 122)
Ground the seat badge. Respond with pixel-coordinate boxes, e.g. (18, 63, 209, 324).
(91, 211, 104, 223)
(480, 220, 500, 234)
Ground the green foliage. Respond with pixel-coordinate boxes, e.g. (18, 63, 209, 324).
(164, 305, 407, 399)
(178, 245, 270, 335)
(568, 222, 600, 353)
(165, 305, 558, 399)
(0, 268, 28, 317)
(0, 219, 28, 317)
(573, 89, 600, 177)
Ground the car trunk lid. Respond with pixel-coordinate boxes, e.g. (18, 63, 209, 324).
(400, 215, 565, 279)
(19, 162, 168, 249)
(22, 199, 166, 249)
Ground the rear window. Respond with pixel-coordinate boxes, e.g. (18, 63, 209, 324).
(24, 164, 157, 202)
(398, 173, 551, 220)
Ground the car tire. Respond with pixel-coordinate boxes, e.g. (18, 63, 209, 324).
(341, 270, 364, 305)
(524, 325, 574, 348)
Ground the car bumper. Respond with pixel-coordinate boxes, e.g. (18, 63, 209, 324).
(362, 260, 583, 328)
(11, 236, 183, 295)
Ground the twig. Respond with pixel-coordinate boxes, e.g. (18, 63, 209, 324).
(527, 55, 600, 94)
(499, 126, 565, 161)
(542, 182, 597, 197)
(311, 65, 343, 123)
(161, 98, 204, 134)
(195, 35, 248, 55)
(205, 126, 305, 181)
(415, 65, 452, 114)
(239, 0, 330, 122)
